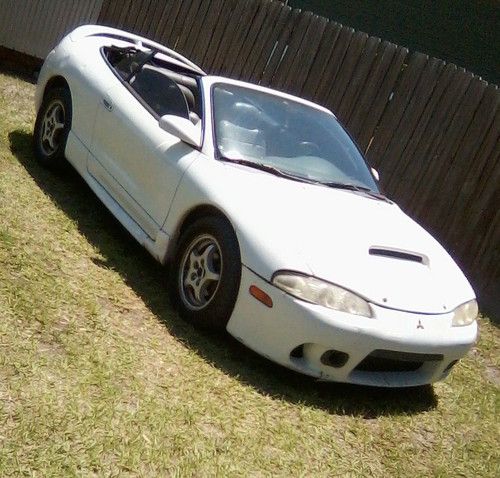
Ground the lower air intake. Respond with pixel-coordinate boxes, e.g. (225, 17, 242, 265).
(355, 350, 443, 372)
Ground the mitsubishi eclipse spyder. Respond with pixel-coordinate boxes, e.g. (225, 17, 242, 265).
(33, 26, 478, 387)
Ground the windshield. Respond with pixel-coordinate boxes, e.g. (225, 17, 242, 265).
(212, 84, 378, 191)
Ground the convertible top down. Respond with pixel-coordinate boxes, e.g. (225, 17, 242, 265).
(34, 26, 478, 387)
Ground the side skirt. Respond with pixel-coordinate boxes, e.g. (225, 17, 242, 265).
(65, 131, 170, 263)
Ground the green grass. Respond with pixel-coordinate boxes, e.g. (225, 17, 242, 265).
(0, 70, 499, 476)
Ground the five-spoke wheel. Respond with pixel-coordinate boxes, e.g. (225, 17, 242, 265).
(171, 216, 241, 329)
(179, 234, 222, 310)
(34, 87, 72, 168)
(39, 99, 66, 155)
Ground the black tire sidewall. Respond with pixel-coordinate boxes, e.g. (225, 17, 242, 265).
(171, 216, 242, 329)
(34, 87, 72, 169)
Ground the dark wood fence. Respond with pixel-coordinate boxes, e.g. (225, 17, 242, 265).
(96, 0, 499, 301)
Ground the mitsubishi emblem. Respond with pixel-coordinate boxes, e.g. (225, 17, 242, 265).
(417, 320, 424, 330)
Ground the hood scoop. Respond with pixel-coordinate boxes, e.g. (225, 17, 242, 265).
(369, 247, 428, 265)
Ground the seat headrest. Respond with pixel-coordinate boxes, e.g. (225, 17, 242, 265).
(178, 84, 195, 110)
(230, 102, 263, 130)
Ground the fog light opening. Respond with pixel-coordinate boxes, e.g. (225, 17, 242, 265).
(320, 350, 349, 368)
(290, 344, 304, 359)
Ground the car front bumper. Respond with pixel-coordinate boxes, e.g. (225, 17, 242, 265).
(226, 266, 478, 387)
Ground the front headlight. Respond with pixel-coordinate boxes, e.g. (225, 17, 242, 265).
(452, 299, 478, 326)
(272, 272, 373, 318)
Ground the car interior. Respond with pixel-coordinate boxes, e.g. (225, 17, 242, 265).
(103, 45, 202, 124)
(218, 102, 267, 160)
(212, 84, 374, 185)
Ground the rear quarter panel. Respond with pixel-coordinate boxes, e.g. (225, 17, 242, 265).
(36, 34, 126, 151)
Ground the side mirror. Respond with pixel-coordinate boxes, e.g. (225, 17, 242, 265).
(371, 167, 380, 181)
(159, 115, 201, 148)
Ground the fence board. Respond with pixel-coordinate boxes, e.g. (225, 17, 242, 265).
(473, 202, 500, 281)
(210, 0, 248, 74)
(417, 77, 487, 227)
(189, 0, 224, 65)
(273, 10, 314, 90)
(222, 0, 262, 77)
(109, 0, 123, 26)
(448, 104, 499, 273)
(260, 8, 301, 86)
(175, 0, 203, 54)
(150, 1, 170, 41)
(390, 63, 458, 210)
(178, 0, 211, 59)
(201, 0, 238, 71)
(313, 25, 354, 104)
(107, 0, 123, 26)
(117, 0, 133, 28)
(229, 0, 271, 78)
(282, 14, 328, 94)
(460, 108, 500, 254)
(0, 1, 13, 45)
(39, 1, 62, 55)
(168, 0, 194, 49)
(245, 2, 290, 83)
(367, 52, 429, 176)
(354, 43, 407, 152)
(18, 0, 39, 54)
(384, 57, 446, 194)
(327, 31, 368, 114)
(404, 68, 473, 214)
(442, 85, 499, 245)
(300, 21, 342, 99)
(97, 0, 113, 23)
(123, 0, 144, 32)
(338, 35, 380, 124)
(156, 0, 183, 46)
(135, 0, 155, 35)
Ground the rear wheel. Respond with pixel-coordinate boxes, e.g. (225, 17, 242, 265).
(34, 87, 72, 169)
(170, 216, 241, 329)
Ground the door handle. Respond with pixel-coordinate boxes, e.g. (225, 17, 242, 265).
(102, 98, 113, 111)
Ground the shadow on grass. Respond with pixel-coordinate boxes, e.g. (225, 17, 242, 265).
(10, 129, 438, 417)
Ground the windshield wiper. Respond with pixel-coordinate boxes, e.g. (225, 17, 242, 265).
(220, 157, 390, 202)
(219, 157, 320, 185)
(322, 181, 391, 202)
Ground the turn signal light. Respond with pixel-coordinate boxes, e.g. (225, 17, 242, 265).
(249, 285, 273, 308)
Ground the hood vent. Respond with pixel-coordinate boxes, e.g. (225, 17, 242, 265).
(369, 247, 425, 264)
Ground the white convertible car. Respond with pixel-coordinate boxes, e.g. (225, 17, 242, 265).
(34, 26, 478, 387)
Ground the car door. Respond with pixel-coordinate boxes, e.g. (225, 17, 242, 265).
(88, 51, 200, 239)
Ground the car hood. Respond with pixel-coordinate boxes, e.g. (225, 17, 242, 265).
(183, 160, 476, 314)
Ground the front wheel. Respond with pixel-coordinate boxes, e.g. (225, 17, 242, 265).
(33, 87, 72, 169)
(170, 216, 242, 329)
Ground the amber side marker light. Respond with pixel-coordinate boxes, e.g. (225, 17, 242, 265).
(249, 285, 273, 308)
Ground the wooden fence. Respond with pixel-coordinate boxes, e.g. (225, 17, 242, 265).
(0, 0, 497, 302)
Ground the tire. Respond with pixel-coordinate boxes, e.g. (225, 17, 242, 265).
(33, 86, 72, 169)
(170, 216, 242, 329)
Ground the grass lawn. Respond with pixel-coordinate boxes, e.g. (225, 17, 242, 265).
(0, 70, 499, 476)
